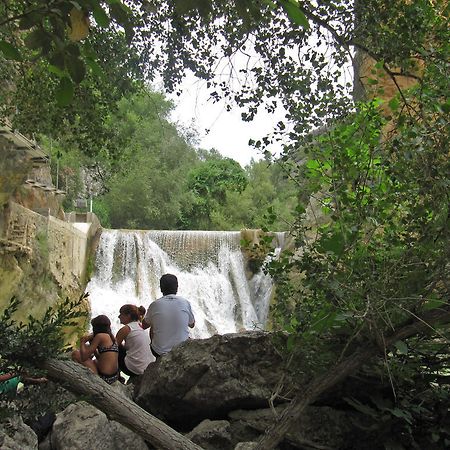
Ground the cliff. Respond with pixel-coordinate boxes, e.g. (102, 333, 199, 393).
(0, 123, 99, 334)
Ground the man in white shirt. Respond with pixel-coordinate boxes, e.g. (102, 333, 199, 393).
(142, 274, 195, 358)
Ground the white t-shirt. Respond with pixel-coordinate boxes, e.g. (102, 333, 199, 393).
(145, 294, 195, 355)
(124, 321, 154, 374)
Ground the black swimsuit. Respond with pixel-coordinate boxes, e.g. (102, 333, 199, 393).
(97, 342, 119, 354)
(97, 342, 119, 384)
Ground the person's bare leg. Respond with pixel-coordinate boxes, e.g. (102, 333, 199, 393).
(71, 349, 98, 374)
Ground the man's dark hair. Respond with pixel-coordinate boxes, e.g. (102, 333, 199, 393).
(160, 273, 178, 295)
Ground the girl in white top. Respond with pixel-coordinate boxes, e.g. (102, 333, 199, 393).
(116, 304, 155, 376)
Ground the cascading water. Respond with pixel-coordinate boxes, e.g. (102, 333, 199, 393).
(86, 230, 284, 338)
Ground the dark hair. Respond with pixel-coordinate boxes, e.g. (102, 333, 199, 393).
(160, 273, 178, 295)
(119, 304, 140, 321)
(91, 315, 115, 343)
(138, 306, 146, 317)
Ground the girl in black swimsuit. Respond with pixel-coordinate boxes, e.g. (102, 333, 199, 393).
(72, 315, 119, 384)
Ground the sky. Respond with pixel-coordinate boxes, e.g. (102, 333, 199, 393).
(167, 74, 288, 168)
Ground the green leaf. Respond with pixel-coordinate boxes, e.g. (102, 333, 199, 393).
(422, 297, 446, 311)
(0, 41, 22, 61)
(388, 97, 400, 111)
(24, 29, 50, 50)
(306, 159, 320, 170)
(310, 308, 337, 333)
(440, 99, 450, 114)
(389, 407, 412, 424)
(110, 3, 131, 26)
(279, 0, 309, 29)
(319, 232, 345, 255)
(56, 77, 74, 106)
(66, 56, 86, 83)
(47, 64, 66, 77)
(49, 51, 66, 71)
(286, 334, 295, 351)
(85, 57, 103, 77)
(394, 340, 408, 355)
(92, 4, 110, 27)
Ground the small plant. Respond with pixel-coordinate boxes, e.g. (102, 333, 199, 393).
(35, 229, 49, 262)
(0, 294, 89, 376)
(241, 232, 276, 274)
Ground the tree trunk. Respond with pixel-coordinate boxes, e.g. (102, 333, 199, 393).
(41, 359, 203, 450)
(255, 305, 450, 450)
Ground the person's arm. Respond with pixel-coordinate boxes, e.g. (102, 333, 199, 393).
(115, 325, 130, 346)
(188, 303, 195, 328)
(79, 334, 100, 362)
(0, 373, 15, 382)
(141, 318, 150, 330)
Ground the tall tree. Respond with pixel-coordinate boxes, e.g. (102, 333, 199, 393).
(98, 91, 199, 229)
(180, 155, 248, 229)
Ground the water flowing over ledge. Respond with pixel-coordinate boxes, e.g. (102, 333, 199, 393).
(87, 229, 283, 338)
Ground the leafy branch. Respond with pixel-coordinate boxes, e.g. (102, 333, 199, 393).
(0, 295, 88, 374)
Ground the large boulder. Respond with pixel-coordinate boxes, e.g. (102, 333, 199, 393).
(49, 401, 148, 450)
(134, 331, 290, 428)
(0, 415, 38, 450)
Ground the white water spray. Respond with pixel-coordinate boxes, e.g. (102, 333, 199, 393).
(87, 230, 283, 337)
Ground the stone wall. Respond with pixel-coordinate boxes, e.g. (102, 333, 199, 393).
(0, 202, 101, 324)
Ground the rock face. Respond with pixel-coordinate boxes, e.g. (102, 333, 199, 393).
(134, 331, 290, 428)
(49, 401, 148, 450)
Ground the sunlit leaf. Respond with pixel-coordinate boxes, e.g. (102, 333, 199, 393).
(394, 340, 408, 355)
(279, 0, 309, 28)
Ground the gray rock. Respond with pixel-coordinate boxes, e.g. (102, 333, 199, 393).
(0, 415, 38, 450)
(135, 331, 290, 428)
(234, 443, 257, 450)
(186, 419, 233, 450)
(50, 401, 148, 450)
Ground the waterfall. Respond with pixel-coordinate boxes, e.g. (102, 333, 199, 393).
(86, 230, 283, 338)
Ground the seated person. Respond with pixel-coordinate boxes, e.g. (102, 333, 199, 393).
(0, 372, 47, 395)
(72, 315, 119, 384)
(142, 273, 195, 358)
(116, 304, 154, 377)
